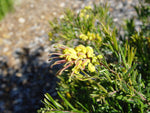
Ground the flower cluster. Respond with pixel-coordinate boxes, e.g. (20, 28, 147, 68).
(49, 45, 103, 76)
(79, 6, 92, 19)
(79, 32, 102, 41)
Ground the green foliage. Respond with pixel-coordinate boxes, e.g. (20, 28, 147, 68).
(37, 92, 89, 113)
(39, 2, 150, 113)
(49, 4, 113, 46)
(0, 0, 13, 20)
(125, 3, 150, 84)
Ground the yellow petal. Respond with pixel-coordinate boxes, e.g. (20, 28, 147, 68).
(86, 46, 94, 58)
(75, 45, 86, 53)
(84, 6, 92, 10)
(96, 34, 102, 42)
(97, 55, 103, 59)
(88, 63, 95, 72)
(79, 34, 88, 41)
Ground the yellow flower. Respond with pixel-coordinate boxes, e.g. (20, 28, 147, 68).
(72, 67, 80, 74)
(87, 32, 96, 40)
(86, 46, 94, 58)
(63, 48, 78, 61)
(80, 9, 87, 13)
(84, 6, 92, 10)
(75, 45, 86, 54)
(97, 55, 103, 59)
(92, 56, 97, 63)
(96, 34, 102, 42)
(77, 53, 86, 59)
(88, 63, 95, 72)
(75, 60, 83, 68)
(63, 48, 76, 54)
(49, 32, 53, 41)
(82, 59, 90, 67)
(79, 34, 88, 41)
(79, 12, 84, 18)
(51, 45, 102, 76)
(85, 14, 90, 19)
(66, 92, 71, 99)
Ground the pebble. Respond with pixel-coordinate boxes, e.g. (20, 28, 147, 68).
(18, 17, 26, 24)
(0, 91, 4, 96)
(60, 15, 64, 19)
(3, 47, 9, 53)
(3, 39, 12, 45)
(16, 73, 22, 77)
(30, 4, 34, 8)
(59, 3, 65, 8)
(40, 15, 45, 19)
(52, 12, 57, 16)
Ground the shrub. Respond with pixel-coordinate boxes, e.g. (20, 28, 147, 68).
(38, 3, 150, 113)
(0, 0, 13, 20)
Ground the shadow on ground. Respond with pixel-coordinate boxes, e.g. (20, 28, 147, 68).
(0, 46, 58, 113)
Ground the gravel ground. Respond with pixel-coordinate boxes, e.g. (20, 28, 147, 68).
(0, 0, 140, 113)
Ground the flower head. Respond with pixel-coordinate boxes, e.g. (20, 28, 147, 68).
(88, 63, 95, 72)
(97, 55, 103, 59)
(79, 32, 101, 41)
(84, 6, 92, 10)
(85, 14, 90, 19)
(87, 32, 96, 40)
(79, 34, 88, 41)
(49, 45, 102, 77)
(96, 34, 102, 42)
(75, 45, 86, 54)
(86, 46, 94, 58)
(79, 12, 84, 18)
(49, 32, 53, 41)
(63, 48, 78, 61)
(82, 59, 90, 69)
(79, 6, 92, 20)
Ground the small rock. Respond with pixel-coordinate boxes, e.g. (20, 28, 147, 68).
(59, 3, 65, 8)
(41, 15, 45, 19)
(60, 15, 64, 19)
(18, 17, 26, 24)
(1, 84, 6, 89)
(2, 34, 10, 39)
(13, 98, 23, 104)
(116, 2, 123, 10)
(3, 70, 8, 76)
(3, 39, 11, 45)
(113, 18, 119, 22)
(30, 4, 34, 8)
(52, 12, 57, 16)
(3, 47, 9, 53)
(0, 101, 5, 111)
(0, 91, 4, 96)
(16, 73, 22, 77)
(0, 38, 3, 45)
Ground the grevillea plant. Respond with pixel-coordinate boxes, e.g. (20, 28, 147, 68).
(38, 3, 150, 113)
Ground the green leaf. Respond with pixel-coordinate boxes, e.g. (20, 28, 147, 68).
(124, 63, 137, 77)
(119, 46, 128, 69)
(57, 92, 77, 111)
(122, 81, 129, 92)
(45, 93, 64, 110)
(43, 99, 56, 109)
(76, 101, 89, 112)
